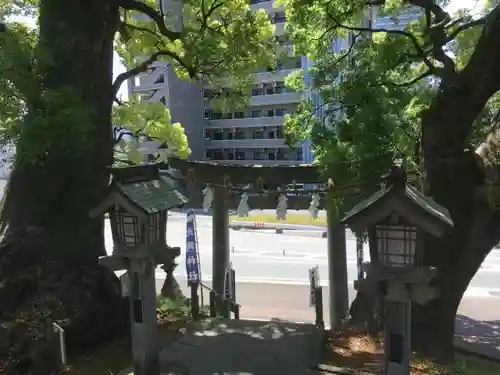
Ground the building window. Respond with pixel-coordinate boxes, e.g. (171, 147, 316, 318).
(235, 151, 246, 160)
(272, 12, 286, 24)
(266, 87, 274, 95)
(235, 111, 244, 119)
(251, 88, 261, 96)
(159, 97, 166, 106)
(275, 108, 285, 116)
(348, 32, 356, 46)
(253, 130, 264, 139)
(205, 130, 212, 140)
(267, 109, 274, 117)
(204, 109, 211, 119)
(154, 74, 165, 84)
(213, 150, 224, 160)
(213, 131, 223, 140)
(235, 130, 245, 140)
(252, 110, 262, 118)
(211, 112, 222, 120)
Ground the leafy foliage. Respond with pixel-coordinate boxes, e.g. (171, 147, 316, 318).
(1, 0, 276, 165)
(282, 0, 498, 214)
(112, 99, 190, 165)
(115, 0, 276, 110)
(0, 21, 36, 143)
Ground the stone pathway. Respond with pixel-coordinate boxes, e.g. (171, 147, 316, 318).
(158, 318, 323, 375)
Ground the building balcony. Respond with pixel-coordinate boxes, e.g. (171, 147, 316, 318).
(274, 22, 285, 36)
(204, 138, 288, 148)
(250, 91, 302, 106)
(205, 116, 285, 128)
(250, 0, 284, 13)
(203, 67, 299, 89)
(253, 69, 297, 85)
(212, 159, 302, 165)
(130, 82, 165, 93)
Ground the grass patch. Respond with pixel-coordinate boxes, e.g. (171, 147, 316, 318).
(230, 212, 327, 226)
(322, 329, 500, 374)
(455, 355, 500, 375)
(61, 337, 131, 375)
(63, 296, 201, 375)
(411, 355, 500, 374)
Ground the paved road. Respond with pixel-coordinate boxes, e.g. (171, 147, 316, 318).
(103, 212, 500, 324)
(159, 213, 500, 297)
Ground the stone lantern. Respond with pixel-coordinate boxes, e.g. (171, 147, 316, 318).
(341, 164, 453, 375)
(90, 164, 188, 375)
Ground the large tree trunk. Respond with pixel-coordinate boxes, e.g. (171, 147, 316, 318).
(412, 7, 500, 359)
(349, 7, 500, 363)
(0, 0, 126, 373)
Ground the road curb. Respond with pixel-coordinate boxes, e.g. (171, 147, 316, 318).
(312, 364, 375, 374)
(454, 339, 500, 363)
(230, 222, 328, 237)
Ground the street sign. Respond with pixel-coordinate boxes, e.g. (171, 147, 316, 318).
(186, 210, 201, 286)
(224, 266, 236, 301)
(309, 265, 320, 307)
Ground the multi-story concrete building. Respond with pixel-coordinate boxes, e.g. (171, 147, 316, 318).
(128, 3, 421, 164)
(129, 0, 310, 165)
(128, 62, 206, 161)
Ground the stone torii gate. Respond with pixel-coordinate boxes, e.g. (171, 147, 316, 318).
(167, 157, 349, 328)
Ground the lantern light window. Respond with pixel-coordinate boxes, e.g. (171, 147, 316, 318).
(375, 213, 418, 268)
(115, 210, 142, 248)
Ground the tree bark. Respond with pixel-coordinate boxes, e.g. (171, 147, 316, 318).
(0, 0, 126, 372)
(349, 8, 500, 362)
(412, 9, 500, 360)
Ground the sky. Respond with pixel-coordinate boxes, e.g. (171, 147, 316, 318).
(8, 0, 487, 100)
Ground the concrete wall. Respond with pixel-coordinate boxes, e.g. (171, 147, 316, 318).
(166, 67, 205, 161)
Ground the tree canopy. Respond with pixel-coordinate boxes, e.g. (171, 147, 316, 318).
(283, 0, 500, 212)
(0, 0, 276, 166)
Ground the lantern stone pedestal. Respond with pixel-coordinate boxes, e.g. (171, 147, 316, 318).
(99, 246, 180, 375)
(354, 263, 439, 375)
(89, 164, 189, 375)
(341, 164, 454, 375)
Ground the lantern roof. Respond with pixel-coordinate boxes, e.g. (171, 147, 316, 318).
(341, 165, 453, 238)
(90, 164, 189, 219)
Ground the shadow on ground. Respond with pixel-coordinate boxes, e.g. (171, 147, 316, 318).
(159, 318, 322, 375)
(455, 315, 500, 359)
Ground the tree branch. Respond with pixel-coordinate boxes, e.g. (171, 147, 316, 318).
(200, 0, 225, 33)
(445, 17, 487, 41)
(379, 70, 433, 88)
(409, 0, 456, 78)
(326, 13, 438, 73)
(120, 0, 182, 41)
(112, 49, 196, 97)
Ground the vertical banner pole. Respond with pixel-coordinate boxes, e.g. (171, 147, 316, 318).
(356, 233, 364, 281)
(193, 211, 203, 306)
(186, 210, 201, 309)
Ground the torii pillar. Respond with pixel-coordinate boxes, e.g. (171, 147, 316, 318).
(212, 185, 230, 313)
(326, 181, 349, 329)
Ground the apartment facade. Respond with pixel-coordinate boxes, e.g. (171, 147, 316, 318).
(128, 3, 421, 164)
(201, 0, 310, 165)
(128, 0, 311, 165)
